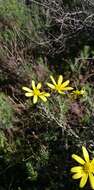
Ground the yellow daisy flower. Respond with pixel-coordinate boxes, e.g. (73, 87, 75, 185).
(22, 80, 50, 104)
(71, 89, 86, 96)
(71, 146, 94, 189)
(47, 75, 73, 94)
(69, 88, 86, 100)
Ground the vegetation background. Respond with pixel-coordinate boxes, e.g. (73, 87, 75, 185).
(0, 0, 94, 189)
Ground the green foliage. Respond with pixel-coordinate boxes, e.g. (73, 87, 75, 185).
(26, 162, 38, 181)
(0, 129, 16, 163)
(0, 93, 14, 128)
(0, 0, 28, 28)
(80, 45, 90, 60)
(39, 95, 69, 129)
(30, 3, 48, 36)
(0, 0, 47, 45)
(0, 130, 7, 149)
(0, 0, 31, 45)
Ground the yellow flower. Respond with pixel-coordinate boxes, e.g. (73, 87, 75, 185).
(71, 146, 94, 189)
(22, 80, 50, 104)
(71, 89, 86, 96)
(47, 75, 73, 94)
(69, 89, 86, 100)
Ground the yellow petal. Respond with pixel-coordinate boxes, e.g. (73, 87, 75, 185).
(89, 173, 94, 189)
(91, 159, 94, 166)
(32, 80, 36, 90)
(37, 83, 42, 89)
(80, 173, 88, 188)
(39, 95, 47, 102)
(61, 80, 70, 88)
(73, 90, 80, 95)
(25, 92, 34, 97)
(33, 95, 38, 104)
(72, 172, 83, 179)
(47, 83, 55, 89)
(91, 165, 94, 174)
(72, 154, 85, 165)
(50, 76, 56, 85)
(71, 166, 83, 173)
(82, 146, 89, 162)
(61, 87, 73, 91)
(58, 91, 65, 94)
(43, 93, 50, 97)
(58, 75, 63, 85)
(22, 87, 32, 92)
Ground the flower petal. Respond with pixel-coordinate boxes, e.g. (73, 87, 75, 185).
(71, 166, 83, 173)
(58, 75, 63, 85)
(61, 80, 70, 88)
(39, 95, 47, 102)
(37, 83, 42, 89)
(89, 173, 94, 189)
(72, 172, 83, 179)
(43, 93, 50, 97)
(50, 76, 56, 85)
(82, 146, 89, 162)
(72, 154, 85, 165)
(33, 95, 38, 104)
(91, 159, 94, 168)
(47, 83, 55, 89)
(22, 87, 32, 92)
(32, 80, 36, 90)
(80, 173, 88, 188)
(61, 87, 73, 91)
(25, 92, 34, 97)
(58, 90, 65, 94)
